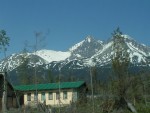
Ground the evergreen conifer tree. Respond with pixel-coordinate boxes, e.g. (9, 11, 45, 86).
(111, 28, 131, 110)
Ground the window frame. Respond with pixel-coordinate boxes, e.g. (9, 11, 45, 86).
(48, 92, 53, 100)
(34, 92, 38, 101)
(41, 92, 46, 101)
(63, 91, 68, 99)
(27, 93, 31, 101)
(56, 92, 60, 100)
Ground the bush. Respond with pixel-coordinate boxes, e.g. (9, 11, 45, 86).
(136, 103, 150, 113)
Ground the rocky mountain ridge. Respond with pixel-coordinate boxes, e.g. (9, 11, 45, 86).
(0, 35, 150, 80)
(0, 36, 104, 71)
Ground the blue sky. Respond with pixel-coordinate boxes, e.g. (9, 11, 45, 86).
(0, 0, 150, 59)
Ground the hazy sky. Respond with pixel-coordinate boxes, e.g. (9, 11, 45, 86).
(0, 0, 150, 59)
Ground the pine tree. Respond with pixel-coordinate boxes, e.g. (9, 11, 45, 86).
(111, 28, 131, 111)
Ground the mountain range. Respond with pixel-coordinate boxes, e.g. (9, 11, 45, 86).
(0, 35, 150, 84)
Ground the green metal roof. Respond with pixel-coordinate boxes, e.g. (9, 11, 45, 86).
(14, 81, 85, 91)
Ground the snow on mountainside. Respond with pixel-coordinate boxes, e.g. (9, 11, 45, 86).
(36, 49, 71, 63)
(91, 35, 150, 66)
(0, 50, 71, 71)
(123, 35, 150, 63)
(0, 53, 48, 71)
(47, 35, 150, 69)
(69, 36, 103, 59)
(0, 54, 22, 71)
(0, 35, 150, 72)
(91, 41, 114, 66)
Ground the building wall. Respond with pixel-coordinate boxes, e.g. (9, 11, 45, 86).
(0, 73, 18, 111)
(23, 89, 76, 106)
(24, 93, 35, 105)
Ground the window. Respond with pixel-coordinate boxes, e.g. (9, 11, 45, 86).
(63, 91, 67, 99)
(27, 93, 31, 101)
(56, 92, 60, 100)
(48, 92, 53, 100)
(34, 92, 38, 101)
(41, 92, 45, 101)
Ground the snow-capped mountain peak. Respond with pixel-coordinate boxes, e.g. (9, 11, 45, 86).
(85, 35, 94, 43)
(69, 36, 103, 59)
(0, 35, 150, 73)
(0, 49, 71, 71)
(91, 34, 150, 66)
(69, 35, 103, 52)
(35, 49, 71, 63)
(122, 34, 133, 39)
(69, 40, 84, 52)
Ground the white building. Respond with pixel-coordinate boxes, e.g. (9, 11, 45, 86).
(14, 81, 87, 107)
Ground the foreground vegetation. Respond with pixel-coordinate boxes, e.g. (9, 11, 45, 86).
(3, 98, 150, 113)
